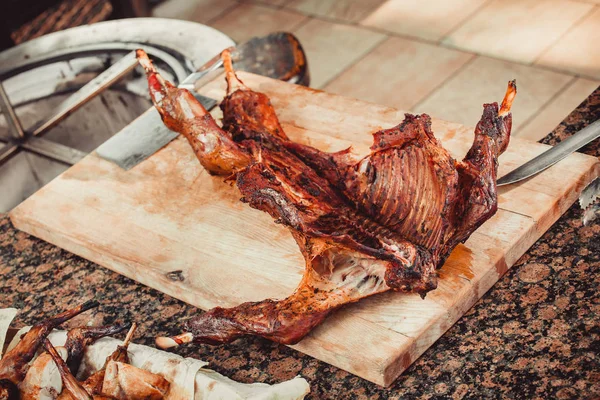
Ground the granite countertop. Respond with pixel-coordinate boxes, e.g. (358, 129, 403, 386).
(1, 88, 599, 399)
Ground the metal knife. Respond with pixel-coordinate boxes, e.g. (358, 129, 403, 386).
(497, 119, 600, 186)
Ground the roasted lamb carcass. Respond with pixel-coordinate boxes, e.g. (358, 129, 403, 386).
(136, 49, 517, 347)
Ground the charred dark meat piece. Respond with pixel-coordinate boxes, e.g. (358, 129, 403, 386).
(0, 379, 18, 400)
(65, 324, 129, 375)
(137, 49, 517, 347)
(78, 323, 137, 396)
(0, 300, 98, 385)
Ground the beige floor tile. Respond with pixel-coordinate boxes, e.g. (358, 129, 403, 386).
(293, 19, 386, 88)
(246, 0, 291, 5)
(413, 57, 574, 130)
(323, 37, 473, 111)
(152, 0, 237, 24)
(361, 0, 488, 42)
(287, 0, 386, 23)
(442, 0, 593, 64)
(536, 7, 600, 79)
(210, 3, 308, 43)
(516, 78, 599, 142)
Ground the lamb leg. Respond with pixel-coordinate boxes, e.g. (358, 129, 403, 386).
(219, 49, 288, 141)
(136, 49, 251, 175)
(450, 80, 517, 248)
(45, 340, 93, 400)
(156, 239, 425, 347)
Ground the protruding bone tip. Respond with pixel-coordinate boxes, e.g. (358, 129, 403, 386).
(122, 322, 137, 346)
(136, 49, 155, 73)
(155, 332, 194, 349)
(155, 336, 179, 349)
(499, 79, 517, 116)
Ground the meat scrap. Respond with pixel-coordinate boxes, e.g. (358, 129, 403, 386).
(0, 307, 310, 399)
(137, 49, 517, 347)
(0, 300, 98, 386)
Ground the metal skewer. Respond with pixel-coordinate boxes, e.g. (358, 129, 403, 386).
(0, 51, 142, 167)
(27, 51, 139, 137)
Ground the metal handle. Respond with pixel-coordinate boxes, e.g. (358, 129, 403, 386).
(27, 51, 139, 137)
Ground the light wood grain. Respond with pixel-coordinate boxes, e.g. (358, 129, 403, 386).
(10, 73, 599, 387)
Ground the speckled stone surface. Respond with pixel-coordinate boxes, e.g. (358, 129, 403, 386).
(1, 87, 599, 399)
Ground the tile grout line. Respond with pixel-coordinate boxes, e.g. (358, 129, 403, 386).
(287, 15, 313, 38)
(436, 0, 494, 45)
(437, 41, 594, 79)
(246, 0, 289, 10)
(207, 1, 310, 43)
(289, 15, 313, 32)
(513, 76, 578, 136)
(218, 1, 596, 81)
(286, 5, 591, 79)
(568, 0, 600, 4)
(315, 34, 390, 90)
(205, 2, 245, 26)
(531, 4, 598, 66)
(409, 55, 480, 112)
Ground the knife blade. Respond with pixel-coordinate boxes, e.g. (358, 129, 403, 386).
(497, 119, 600, 186)
(95, 93, 217, 170)
(579, 177, 600, 225)
(94, 45, 241, 170)
(94, 49, 223, 171)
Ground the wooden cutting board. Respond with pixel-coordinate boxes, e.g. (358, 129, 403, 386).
(10, 73, 599, 386)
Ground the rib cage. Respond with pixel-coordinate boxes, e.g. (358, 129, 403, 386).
(137, 49, 517, 348)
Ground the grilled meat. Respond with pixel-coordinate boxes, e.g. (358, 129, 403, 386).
(65, 325, 129, 375)
(0, 301, 98, 385)
(76, 323, 137, 397)
(137, 49, 517, 347)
